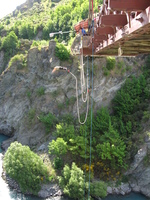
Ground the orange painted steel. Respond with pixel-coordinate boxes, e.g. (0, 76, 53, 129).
(101, 14, 127, 27)
(108, 0, 150, 12)
(73, 0, 150, 56)
(96, 27, 115, 35)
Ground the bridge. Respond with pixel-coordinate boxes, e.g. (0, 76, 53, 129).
(73, 0, 150, 56)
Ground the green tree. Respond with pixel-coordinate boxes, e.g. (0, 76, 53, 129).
(59, 162, 88, 199)
(106, 56, 116, 70)
(3, 142, 49, 195)
(49, 137, 68, 169)
(55, 42, 70, 61)
(55, 123, 75, 142)
(19, 23, 28, 39)
(39, 112, 57, 133)
(96, 122, 126, 169)
(42, 20, 55, 40)
(2, 31, 18, 54)
(48, 137, 68, 156)
(90, 181, 107, 198)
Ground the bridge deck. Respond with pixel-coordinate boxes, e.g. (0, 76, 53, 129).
(83, 6, 150, 56)
(74, 1, 150, 56)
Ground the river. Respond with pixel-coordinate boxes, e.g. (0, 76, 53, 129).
(0, 134, 149, 200)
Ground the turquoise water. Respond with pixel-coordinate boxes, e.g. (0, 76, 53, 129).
(0, 134, 149, 200)
(103, 192, 150, 200)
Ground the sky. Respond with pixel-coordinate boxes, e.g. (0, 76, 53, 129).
(0, 0, 26, 19)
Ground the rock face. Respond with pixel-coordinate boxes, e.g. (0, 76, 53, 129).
(107, 183, 131, 196)
(0, 51, 4, 74)
(0, 40, 148, 198)
(126, 133, 150, 198)
(0, 41, 144, 150)
(38, 183, 62, 198)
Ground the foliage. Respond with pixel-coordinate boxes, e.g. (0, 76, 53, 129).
(8, 54, 27, 68)
(53, 156, 63, 170)
(55, 42, 70, 61)
(26, 90, 32, 99)
(1, 31, 18, 56)
(113, 75, 147, 117)
(112, 75, 148, 137)
(48, 135, 67, 169)
(60, 113, 75, 124)
(69, 136, 89, 158)
(30, 40, 49, 49)
(102, 66, 110, 76)
(3, 142, 49, 195)
(106, 56, 116, 70)
(58, 162, 88, 199)
(27, 109, 36, 125)
(90, 181, 107, 198)
(48, 137, 67, 156)
(39, 112, 57, 133)
(36, 87, 45, 96)
(18, 22, 35, 39)
(96, 122, 126, 169)
(117, 61, 124, 69)
(93, 107, 110, 134)
(54, 123, 75, 142)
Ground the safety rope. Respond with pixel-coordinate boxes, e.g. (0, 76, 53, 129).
(88, 18, 94, 200)
(83, 56, 89, 200)
(80, 35, 89, 103)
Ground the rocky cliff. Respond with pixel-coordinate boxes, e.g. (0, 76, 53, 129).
(0, 41, 142, 147)
(0, 40, 150, 198)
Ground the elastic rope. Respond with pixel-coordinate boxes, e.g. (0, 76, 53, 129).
(88, 18, 94, 200)
(80, 36, 88, 103)
(69, 71, 89, 125)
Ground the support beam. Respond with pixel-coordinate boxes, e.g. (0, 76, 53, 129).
(96, 26, 115, 35)
(101, 14, 127, 27)
(108, 0, 150, 12)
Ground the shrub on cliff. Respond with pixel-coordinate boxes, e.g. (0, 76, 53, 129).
(48, 137, 68, 169)
(3, 142, 49, 195)
(58, 162, 88, 199)
(55, 42, 70, 61)
(90, 181, 107, 198)
(39, 112, 57, 133)
(1, 31, 18, 54)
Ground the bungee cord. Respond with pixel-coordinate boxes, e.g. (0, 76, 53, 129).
(80, 35, 89, 103)
(52, 66, 89, 125)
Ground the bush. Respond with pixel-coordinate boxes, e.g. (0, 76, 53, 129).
(36, 87, 45, 96)
(8, 54, 27, 68)
(106, 56, 116, 70)
(3, 142, 49, 195)
(90, 181, 107, 198)
(59, 162, 88, 199)
(2, 31, 18, 55)
(55, 42, 70, 61)
(48, 137, 68, 156)
(55, 123, 75, 141)
(39, 112, 57, 133)
(96, 122, 126, 169)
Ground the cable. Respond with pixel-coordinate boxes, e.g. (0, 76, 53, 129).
(80, 36, 89, 103)
(88, 18, 94, 200)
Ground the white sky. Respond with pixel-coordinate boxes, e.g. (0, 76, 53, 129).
(0, 0, 26, 19)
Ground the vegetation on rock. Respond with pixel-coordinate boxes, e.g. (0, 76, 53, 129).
(3, 142, 49, 195)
